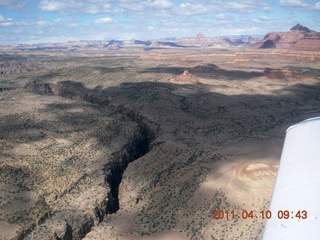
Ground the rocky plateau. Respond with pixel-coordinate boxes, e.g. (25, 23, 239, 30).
(0, 37, 319, 240)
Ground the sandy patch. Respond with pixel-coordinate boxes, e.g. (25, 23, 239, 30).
(67, 107, 85, 113)
(0, 184, 37, 214)
(0, 93, 63, 116)
(189, 140, 282, 207)
(0, 221, 21, 240)
(0, 156, 11, 163)
(6, 144, 39, 156)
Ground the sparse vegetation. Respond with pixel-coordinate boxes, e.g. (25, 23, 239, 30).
(0, 48, 319, 239)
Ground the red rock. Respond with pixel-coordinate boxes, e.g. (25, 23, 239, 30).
(254, 25, 320, 51)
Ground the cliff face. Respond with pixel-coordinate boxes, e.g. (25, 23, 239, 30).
(104, 126, 152, 214)
(255, 24, 320, 50)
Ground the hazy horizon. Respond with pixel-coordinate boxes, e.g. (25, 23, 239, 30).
(0, 33, 266, 46)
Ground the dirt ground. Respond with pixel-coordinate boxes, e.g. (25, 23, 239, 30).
(0, 48, 319, 239)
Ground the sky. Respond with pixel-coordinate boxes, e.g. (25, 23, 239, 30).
(0, 0, 319, 44)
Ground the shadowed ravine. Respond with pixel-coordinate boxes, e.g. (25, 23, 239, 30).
(24, 81, 159, 239)
(105, 125, 152, 214)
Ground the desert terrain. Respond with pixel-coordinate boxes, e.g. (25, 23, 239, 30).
(0, 45, 319, 240)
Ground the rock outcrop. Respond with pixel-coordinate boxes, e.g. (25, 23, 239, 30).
(172, 70, 200, 84)
(255, 24, 320, 51)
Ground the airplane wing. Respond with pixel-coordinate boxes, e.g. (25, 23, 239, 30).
(262, 116, 320, 240)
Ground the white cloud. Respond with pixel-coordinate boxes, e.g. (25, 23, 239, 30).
(94, 17, 113, 24)
(39, 0, 112, 14)
(0, 21, 14, 26)
(215, 13, 229, 24)
(144, 0, 173, 9)
(260, 16, 271, 21)
(37, 20, 47, 26)
(279, 0, 309, 7)
(0, 0, 31, 11)
(225, 2, 257, 12)
(39, 0, 69, 11)
(36, 20, 55, 26)
(174, 3, 208, 15)
(118, 0, 173, 13)
(216, 13, 228, 20)
(263, 3, 273, 12)
(118, 2, 144, 11)
(279, 0, 320, 10)
(0, 14, 14, 26)
(0, 17, 61, 28)
(85, 3, 111, 14)
(53, 18, 64, 23)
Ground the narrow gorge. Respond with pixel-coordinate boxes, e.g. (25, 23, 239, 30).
(21, 80, 160, 239)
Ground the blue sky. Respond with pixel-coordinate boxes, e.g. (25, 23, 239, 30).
(0, 0, 319, 44)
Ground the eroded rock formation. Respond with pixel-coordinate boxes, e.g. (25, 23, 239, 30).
(255, 24, 320, 50)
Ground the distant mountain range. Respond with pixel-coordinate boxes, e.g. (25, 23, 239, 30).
(1, 24, 319, 51)
(254, 24, 320, 51)
(0, 32, 263, 51)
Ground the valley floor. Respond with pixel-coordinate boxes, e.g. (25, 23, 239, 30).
(0, 48, 319, 239)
